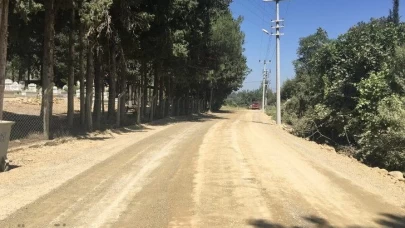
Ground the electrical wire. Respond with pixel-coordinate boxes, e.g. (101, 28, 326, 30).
(258, 0, 266, 59)
(247, 0, 273, 17)
(263, 1, 273, 61)
(269, 0, 291, 64)
(234, 0, 270, 25)
(240, 17, 264, 29)
(243, 81, 263, 84)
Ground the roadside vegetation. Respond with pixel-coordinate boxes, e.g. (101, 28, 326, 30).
(224, 88, 275, 108)
(280, 0, 405, 172)
(0, 0, 249, 137)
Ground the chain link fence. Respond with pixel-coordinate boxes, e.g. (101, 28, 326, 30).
(3, 90, 208, 147)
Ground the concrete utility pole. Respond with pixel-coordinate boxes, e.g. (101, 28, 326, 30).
(260, 60, 267, 112)
(265, 69, 270, 107)
(264, 0, 284, 125)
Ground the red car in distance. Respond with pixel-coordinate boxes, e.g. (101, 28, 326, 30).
(250, 102, 260, 110)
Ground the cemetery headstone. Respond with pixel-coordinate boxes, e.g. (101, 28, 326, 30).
(4, 79, 12, 91)
(11, 82, 20, 91)
(28, 83, 37, 92)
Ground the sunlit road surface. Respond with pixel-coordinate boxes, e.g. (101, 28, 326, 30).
(1, 110, 405, 227)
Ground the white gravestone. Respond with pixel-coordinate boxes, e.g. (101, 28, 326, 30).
(11, 82, 20, 91)
(28, 83, 37, 92)
(53, 86, 59, 95)
(4, 79, 13, 91)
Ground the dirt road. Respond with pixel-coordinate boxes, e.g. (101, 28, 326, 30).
(1, 110, 405, 227)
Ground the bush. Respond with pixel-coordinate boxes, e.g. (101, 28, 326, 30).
(265, 105, 277, 120)
(357, 95, 405, 171)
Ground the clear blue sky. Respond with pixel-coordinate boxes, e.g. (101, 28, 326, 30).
(230, 0, 405, 91)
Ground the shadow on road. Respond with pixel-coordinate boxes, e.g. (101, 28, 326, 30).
(7, 164, 21, 171)
(247, 213, 405, 228)
(8, 112, 225, 148)
(147, 113, 227, 126)
(75, 113, 223, 140)
(212, 109, 235, 114)
(376, 213, 405, 228)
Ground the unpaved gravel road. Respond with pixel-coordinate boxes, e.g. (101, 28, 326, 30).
(1, 110, 405, 228)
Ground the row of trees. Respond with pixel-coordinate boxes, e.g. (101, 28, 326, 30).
(281, 0, 405, 171)
(224, 87, 275, 108)
(0, 0, 249, 137)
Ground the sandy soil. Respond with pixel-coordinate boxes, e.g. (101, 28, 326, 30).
(4, 97, 81, 116)
(0, 110, 404, 227)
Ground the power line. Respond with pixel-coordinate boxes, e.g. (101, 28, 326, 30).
(265, 35, 273, 60)
(243, 81, 263, 84)
(234, 0, 270, 25)
(263, 1, 274, 60)
(269, 0, 290, 64)
(258, 0, 266, 59)
(240, 18, 264, 29)
(284, 0, 291, 18)
(247, 0, 273, 17)
(270, 0, 291, 64)
(264, 0, 286, 125)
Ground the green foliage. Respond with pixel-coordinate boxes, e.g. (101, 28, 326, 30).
(280, 16, 405, 171)
(13, 0, 43, 22)
(6, 0, 247, 115)
(388, 0, 400, 25)
(208, 12, 250, 110)
(225, 88, 274, 109)
(79, 0, 113, 36)
(358, 95, 405, 171)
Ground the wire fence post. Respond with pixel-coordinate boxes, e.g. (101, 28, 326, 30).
(117, 91, 126, 127)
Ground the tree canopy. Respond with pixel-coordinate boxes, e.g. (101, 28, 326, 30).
(0, 0, 249, 135)
(281, 2, 405, 171)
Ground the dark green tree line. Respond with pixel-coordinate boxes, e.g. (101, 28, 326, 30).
(0, 0, 249, 138)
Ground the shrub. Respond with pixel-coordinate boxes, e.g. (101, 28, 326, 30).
(357, 95, 405, 171)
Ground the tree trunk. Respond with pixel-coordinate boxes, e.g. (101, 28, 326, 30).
(93, 48, 102, 130)
(67, 7, 75, 128)
(0, 0, 9, 120)
(41, 0, 56, 140)
(153, 63, 158, 120)
(85, 41, 94, 132)
(150, 94, 154, 122)
(119, 46, 127, 124)
(27, 61, 31, 82)
(209, 82, 213, 112)
(136, 86, 141, 124)
(18, 68, 24, 82)
(142, 61, 147, 118)
(79, 22, 85, 125)
(108, 44, 117, 118)
(101, 83, 105, 117)
(11, 67, 15, 82)
(165, 76, 171, 117)
(159, 72, 164, 118)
